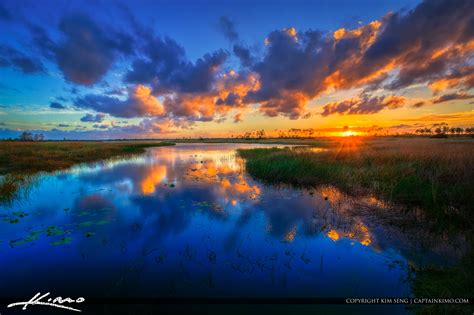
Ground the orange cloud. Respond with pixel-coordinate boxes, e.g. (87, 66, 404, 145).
(132, 85, 164, 116)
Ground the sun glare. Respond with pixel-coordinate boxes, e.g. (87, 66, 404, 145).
(342, 131, 356, 137)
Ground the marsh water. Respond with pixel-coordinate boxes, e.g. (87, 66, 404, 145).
(0, 144, 468, 313)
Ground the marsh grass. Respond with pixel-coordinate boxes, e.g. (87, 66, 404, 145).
(238, 137, 474, 224)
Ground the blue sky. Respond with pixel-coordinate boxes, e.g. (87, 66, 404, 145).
(1, 0, 473, 139)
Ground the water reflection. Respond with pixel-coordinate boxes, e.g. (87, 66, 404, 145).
(0, 144, 466, 305)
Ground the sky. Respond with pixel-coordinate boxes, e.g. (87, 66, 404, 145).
(0, 0, 473, 139)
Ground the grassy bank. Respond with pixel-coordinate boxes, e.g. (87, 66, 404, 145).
(0, 140, 175, 175)
(238, 137, 474, 223)
(0, 141, 175, 204)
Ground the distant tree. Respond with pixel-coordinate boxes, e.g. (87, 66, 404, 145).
(455, 127, 464, 134)
(434, 127, 442, 134)
(34, 133, 44, 141)
(19, 131, 34, 141)
(450, 127, 457, 134)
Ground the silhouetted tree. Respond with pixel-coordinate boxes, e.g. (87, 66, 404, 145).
(19, 131, 33, 141)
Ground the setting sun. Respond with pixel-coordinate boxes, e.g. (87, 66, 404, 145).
(342, 130, 357, 137)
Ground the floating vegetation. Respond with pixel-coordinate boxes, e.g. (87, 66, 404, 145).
(51, 237, 72, 246)
(45, 226, 66, 237)
(78, 220, 110, 227)
(9, 231, 41, 247)
(4, 218, 19, 224)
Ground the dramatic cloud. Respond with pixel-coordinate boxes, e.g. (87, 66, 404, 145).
(30, 13, 133, 85)
(80, 113, 106, 122)
(321, 94, 406, 116)
(428, 65, 474, 92)
(50, 102, 66, 109)
(2, 0, 473, 135)
(432, 92, 474, 104)
(75, 85, 164, 118)
(0, 45, 45, 74)
(125, 34, 228, 95)
(364, 0, 474, 91)
(57, 14, 133, 85)
(237, 0, 473, 119)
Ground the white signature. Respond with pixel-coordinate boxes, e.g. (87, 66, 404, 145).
(7, 292, 85, 312)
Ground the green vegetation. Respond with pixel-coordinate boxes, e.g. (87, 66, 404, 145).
(238, 137, 474, 223)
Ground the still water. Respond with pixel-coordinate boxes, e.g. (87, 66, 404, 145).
(0, 144, 464, 312)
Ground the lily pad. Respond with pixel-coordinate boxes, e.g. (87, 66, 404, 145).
(45, 226, 66, 237)
(12, 211, 29, 218)
(10, 231, 41, 247)
(51, 237, 72, 246)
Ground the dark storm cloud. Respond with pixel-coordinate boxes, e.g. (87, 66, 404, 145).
(53, 13, 134, 85)
(50, 102, 66, 109)
(125, 34, 228, 94)
(432, 92, 474, 104)
(321, 94, 406, 116)
(0, 45, 45, 74)
(26, 13, 134, 85)
(80, 113, 106, 122)
(124, 36, 185, 84)
(242, 28, 326, 118)
(218, 16, 239, 42)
